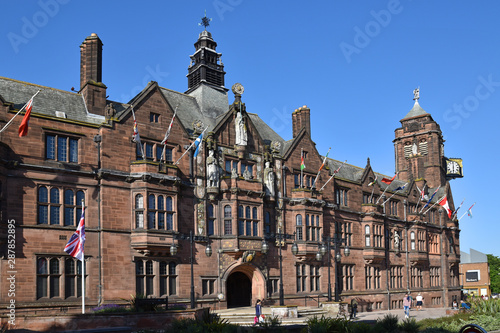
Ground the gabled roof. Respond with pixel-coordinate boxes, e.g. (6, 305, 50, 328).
(0, 76, 105, 125)
(247, 113, 285, 153)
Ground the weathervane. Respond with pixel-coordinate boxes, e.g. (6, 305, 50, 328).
(199, 10, 212, 30)
(413, 87, 420, 101)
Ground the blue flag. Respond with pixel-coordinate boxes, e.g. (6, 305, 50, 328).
(193, 132, 204, 157)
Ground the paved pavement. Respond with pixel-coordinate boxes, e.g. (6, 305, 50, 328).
(353, 307, 450, 322)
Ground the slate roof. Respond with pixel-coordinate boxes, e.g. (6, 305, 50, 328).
(247, 113, 286, 153)
(402, 100, 428, 119)
(0, 77, 105, 125)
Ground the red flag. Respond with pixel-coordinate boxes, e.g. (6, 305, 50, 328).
(381, 173, 397, 185)
(18, 98, 34, 137)
(438, 196, 452, 218)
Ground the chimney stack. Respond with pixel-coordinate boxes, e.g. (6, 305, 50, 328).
(292, 105, 311, 137)
(79, 33, 107, 116)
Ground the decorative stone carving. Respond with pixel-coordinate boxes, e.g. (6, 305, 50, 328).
(235, 110, 247, 146)
(193, 120, 204, 134)
(206, 149, 219, 187)
(197, 201, 205, 235)
(231, 168, 238, 179)
(243, 168, 252, 180)
(264, 161, 275, 197)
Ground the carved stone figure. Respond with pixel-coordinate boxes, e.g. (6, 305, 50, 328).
(394, 231, 400, 250)
(206, 150, 219, 187)
(231, 167, 238, 179)
(264, 161, 275, 197)
(235, 111, 247, 146)
(412, 143, 418, 155)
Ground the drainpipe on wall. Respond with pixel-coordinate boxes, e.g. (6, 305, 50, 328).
(93, 134, 103, 306)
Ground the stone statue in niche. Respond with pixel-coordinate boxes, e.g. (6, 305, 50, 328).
(264, 161, 275, 197)
(412, 143, 418, 155)
(235, 110, 247, 146)
(394, 231, 400, 250)
(206, 149, 219, 187)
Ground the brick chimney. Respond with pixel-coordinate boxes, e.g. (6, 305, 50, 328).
(79, 33, 107, 116)
(292, 105, 311, 137)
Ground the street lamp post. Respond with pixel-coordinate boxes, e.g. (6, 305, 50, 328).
(261, 229, 298, 306)
(170, 230, 212, 309)
(318, 234, 350, 302)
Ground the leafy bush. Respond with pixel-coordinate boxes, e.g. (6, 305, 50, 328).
(374, 314, 399, 333)
(168, 310, 239, 333)
(399, 317, 420, 333)
(303, 315, 353, 333)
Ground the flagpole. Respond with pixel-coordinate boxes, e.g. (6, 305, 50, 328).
(419, 186, 440, 214)
(382, 184, 407, 205)
(131, 107, 145, 160)
(312, 147, 331, 189)
(81, 200, 85, 314)
(174, 126, 208, 165)
(422, 196, 445, 216)
(459, 202, 476, 221)
(0, 90, 41, 134)
(452, 198, 465, 220)
(375, 173, 398, 205)
(300, 148, 304, 188)
(319, 160, 347, 192)
(162, 106, 178, 161)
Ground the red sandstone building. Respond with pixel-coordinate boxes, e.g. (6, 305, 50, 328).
(0, 28, 463, 315)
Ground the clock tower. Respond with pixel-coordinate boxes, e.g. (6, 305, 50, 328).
(393, 89, 446, 188)
(185, 19, 227, 94)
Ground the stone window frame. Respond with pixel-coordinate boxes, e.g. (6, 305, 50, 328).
(237, 204, 259, 237)
(136, 259, 177, 297)
(36, 256, 87, 300)
(37, 185, 85, 226)
(45, 133, 79, 163)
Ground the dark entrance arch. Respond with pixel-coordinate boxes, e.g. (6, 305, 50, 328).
(226, 271, 252, 308)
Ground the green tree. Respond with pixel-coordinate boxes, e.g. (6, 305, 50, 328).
(487, 254, 500, 293)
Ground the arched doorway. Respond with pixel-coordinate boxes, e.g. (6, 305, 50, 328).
(226, 271, 252, 308)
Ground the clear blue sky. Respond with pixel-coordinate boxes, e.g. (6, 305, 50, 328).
(2, 1, 498, 256)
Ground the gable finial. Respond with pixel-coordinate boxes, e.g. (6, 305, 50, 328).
(199, 10, 212, 30)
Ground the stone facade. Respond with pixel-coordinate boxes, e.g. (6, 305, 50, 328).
(0, 30, 461, 317)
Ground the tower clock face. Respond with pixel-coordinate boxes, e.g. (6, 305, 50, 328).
(447, 161, 459, 174)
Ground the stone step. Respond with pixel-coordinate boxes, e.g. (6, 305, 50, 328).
(215, 306, 329, 325)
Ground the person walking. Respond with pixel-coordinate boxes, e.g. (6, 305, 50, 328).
(350, 298, 358, 319)
(403, 293, 412, 319)
(255, 299, 262, 325)
(416, 293, 423, 311)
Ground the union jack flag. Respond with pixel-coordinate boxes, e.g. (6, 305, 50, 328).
(64, 206, 86, 261)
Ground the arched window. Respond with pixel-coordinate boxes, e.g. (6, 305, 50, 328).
(265, 212, 271, 235)
(64, 189, 74, 226)
(148, 194, 156, 229)
(38, 186, 49, 224)
(135, 194, 144, 228)
(50, 188, 60, 225)
(224, 205, 232, 235)
(157, 195, 165, 229)
(207, 204, 215, 236)
(166, 196, 173, 230)
(296, 215, 303, 240)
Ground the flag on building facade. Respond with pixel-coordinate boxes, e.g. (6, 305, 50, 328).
(421, 186, 440, 211)
(64, 206, 86, 261)
(301, 150, 306, 170)
(368, 176, 378, 187)
(452, 198, 465, 219)
(381, 173, 397, 185)
(131, 108, 145, 160)
(394, 183, 407, 191)
(467, 203, 475, 218)
(438, 196, 452, 218)
(193, 131, 204, 158)
(18, 97, 34, 137)
(161, 110, 176, 145)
